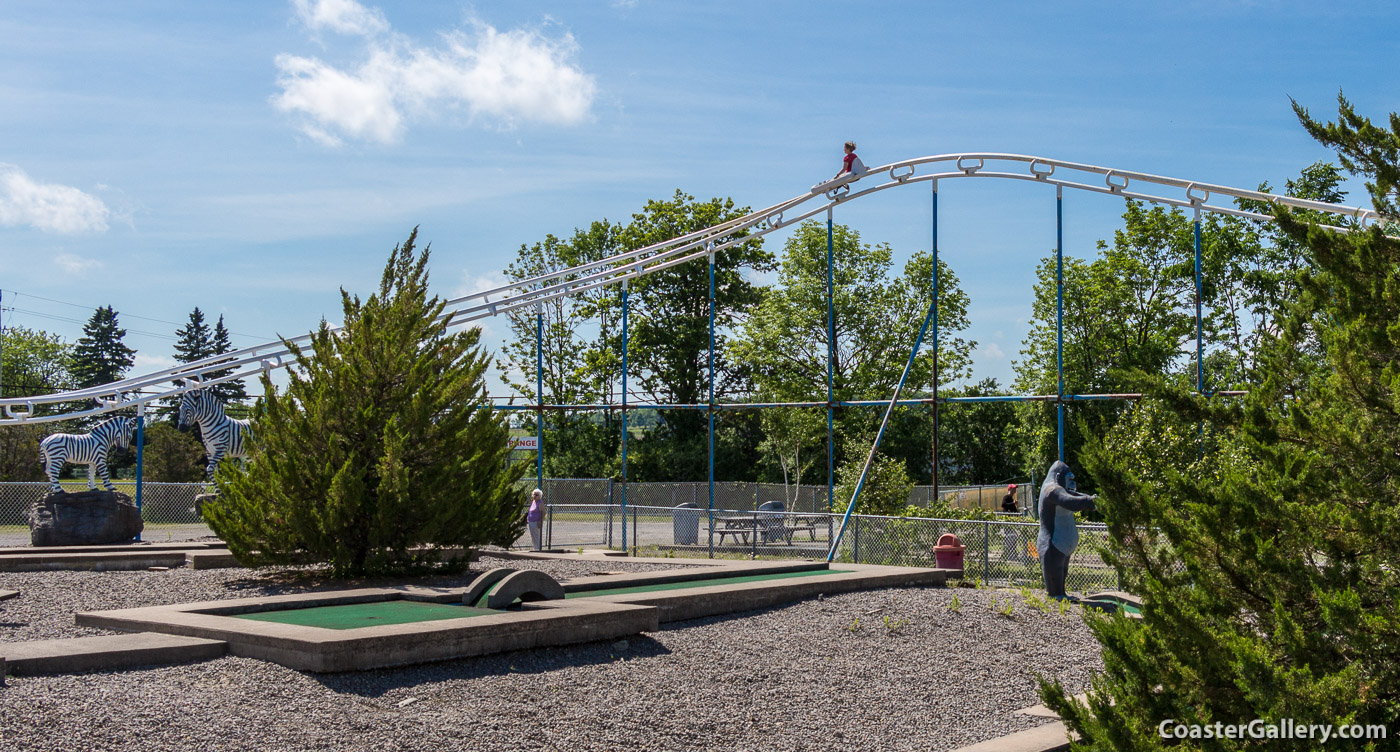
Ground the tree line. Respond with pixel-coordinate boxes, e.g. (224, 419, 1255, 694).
(0, 306, 248, 481)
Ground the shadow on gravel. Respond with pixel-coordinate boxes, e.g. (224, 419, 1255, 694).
(215, 568, 479, 597)
(310, 634, 672, 698)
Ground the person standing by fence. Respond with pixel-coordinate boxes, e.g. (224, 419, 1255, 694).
(1001, 484, 1019, 514)
(527, 488, 545, 551)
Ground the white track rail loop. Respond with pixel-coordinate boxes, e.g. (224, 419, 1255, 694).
(1, 153, 1388, 425)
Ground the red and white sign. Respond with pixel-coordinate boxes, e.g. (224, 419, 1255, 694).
(509, 436, 539, 451)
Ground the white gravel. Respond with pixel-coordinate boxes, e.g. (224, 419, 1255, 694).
(0, 561, 1103, 751)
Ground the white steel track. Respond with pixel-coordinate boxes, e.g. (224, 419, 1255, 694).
(2, 153, 1388, 425)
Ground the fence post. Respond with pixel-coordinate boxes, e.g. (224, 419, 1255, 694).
(707, 509, 714, 559)
(546, 504, 553, 550)
(984, 520, 991, 583)
(751, 510, 758, 559)
(853, 516, 860, 563)
(631, 505, 637, 554)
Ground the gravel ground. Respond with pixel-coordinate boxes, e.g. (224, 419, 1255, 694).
(0, 564, 1103, 752)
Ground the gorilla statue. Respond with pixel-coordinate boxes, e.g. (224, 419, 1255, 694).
(1038, 460, 1097, 599)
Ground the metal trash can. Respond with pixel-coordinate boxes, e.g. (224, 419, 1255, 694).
(673, 502, 700, 545)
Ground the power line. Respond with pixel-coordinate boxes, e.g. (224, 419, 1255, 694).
(2, 306, 180, 342)
(0, 288, 271, 341)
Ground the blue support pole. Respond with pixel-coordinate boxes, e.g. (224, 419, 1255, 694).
(535, 303, 544, 493)
(708, 246, 716, 558)
(826, 209, 835, 515)
(1056, 186, 1065, 462)
(931, 179, 940, 496)
(134, 401, 145, 542)
(827, 298, 940, 562)
(1195, 208, 1204, 394)
(620, 280, 629, 553)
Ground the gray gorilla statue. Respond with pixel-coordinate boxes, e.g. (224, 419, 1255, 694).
(1038, 460, 1097, 599)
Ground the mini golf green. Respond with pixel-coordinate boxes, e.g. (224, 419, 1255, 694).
(235, 600, 498, 630)
(562, 568, 856, 600)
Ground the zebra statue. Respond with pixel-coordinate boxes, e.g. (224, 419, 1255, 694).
(178, 388, 252, 481)
(38, 416, 136, 493)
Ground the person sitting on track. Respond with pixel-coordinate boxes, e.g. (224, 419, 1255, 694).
(833, 140, 867, 181)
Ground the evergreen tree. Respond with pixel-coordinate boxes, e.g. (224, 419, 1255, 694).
(206, 315, 247, 405)
(204, 229, 526, 577)
(1040, 97, 1400, 751)
(70, 305, 135, 389)
(164, 307, 214, 422)
(173, 307, 212, 366)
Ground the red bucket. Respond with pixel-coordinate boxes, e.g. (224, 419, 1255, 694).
(933, 533, 965, 570)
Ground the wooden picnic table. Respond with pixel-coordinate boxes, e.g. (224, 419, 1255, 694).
(711, 514, 764, 546)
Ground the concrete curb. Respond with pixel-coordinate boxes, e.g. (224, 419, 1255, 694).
(186, 551, 241, 569)
(2, 633, 227, 676)
(0, 551, 193, 572)
(948, 721, 1077, 752)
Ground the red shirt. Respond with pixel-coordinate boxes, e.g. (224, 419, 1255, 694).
(843, 153, 856, 172)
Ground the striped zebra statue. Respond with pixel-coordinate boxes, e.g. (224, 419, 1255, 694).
(38, 417, 136, 493)
(178, 389, 252, 481)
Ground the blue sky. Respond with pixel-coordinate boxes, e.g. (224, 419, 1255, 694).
(2, 0, 1397, 396)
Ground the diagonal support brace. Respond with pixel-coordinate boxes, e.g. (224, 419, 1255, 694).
(827, 297, 939, 562)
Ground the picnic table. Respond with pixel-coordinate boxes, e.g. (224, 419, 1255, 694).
(709, 510, 827, 546)
(711, 514, 767, 546)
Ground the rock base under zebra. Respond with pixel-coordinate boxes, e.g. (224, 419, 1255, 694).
(29, 491, 144, 547)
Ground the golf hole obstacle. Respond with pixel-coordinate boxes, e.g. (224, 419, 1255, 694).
(75, 561, 945, 672)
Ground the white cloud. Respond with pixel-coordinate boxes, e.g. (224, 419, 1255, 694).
(134, 353, 179, 371)
(274, 5, 597, 145)
(293, 0, 388, 36)
(53, 252, 104, 274)
(455, 270, 510, 299)
(977, 342, 1006, 360)
(0, 164, 110, 234)
(273, 51, 402, 145)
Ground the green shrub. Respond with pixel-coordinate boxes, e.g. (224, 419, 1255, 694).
(832, 452, 913, 517)
(140, 421, 206, 482)
(204, 230, 526, 577)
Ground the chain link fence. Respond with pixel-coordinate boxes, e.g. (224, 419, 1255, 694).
(0, 481, 214, 547)
(541, 503, 1132, 593)
(524, 479, 1035, 516)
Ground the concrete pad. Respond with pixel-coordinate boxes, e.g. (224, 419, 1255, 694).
(2, 633, 226, 676)
(72, 562, 949, 673)
(186, 550, 242, 570)
(77, 586, 658, 673)
(561, 560, 824, 594)
(0, 550, 191, 572)
(949, 721, 1077, 752)
(582, 563, 949, 623)
(1015, 693, 1088, 718)
(2, 541, 225, 554)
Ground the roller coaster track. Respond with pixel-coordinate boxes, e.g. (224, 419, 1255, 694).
(1, 153, 1388, 425)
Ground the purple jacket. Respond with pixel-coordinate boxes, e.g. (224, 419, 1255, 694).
(527, 498, 544, 523)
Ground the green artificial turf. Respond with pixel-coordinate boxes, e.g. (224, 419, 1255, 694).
(234, 600, 497, 630)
